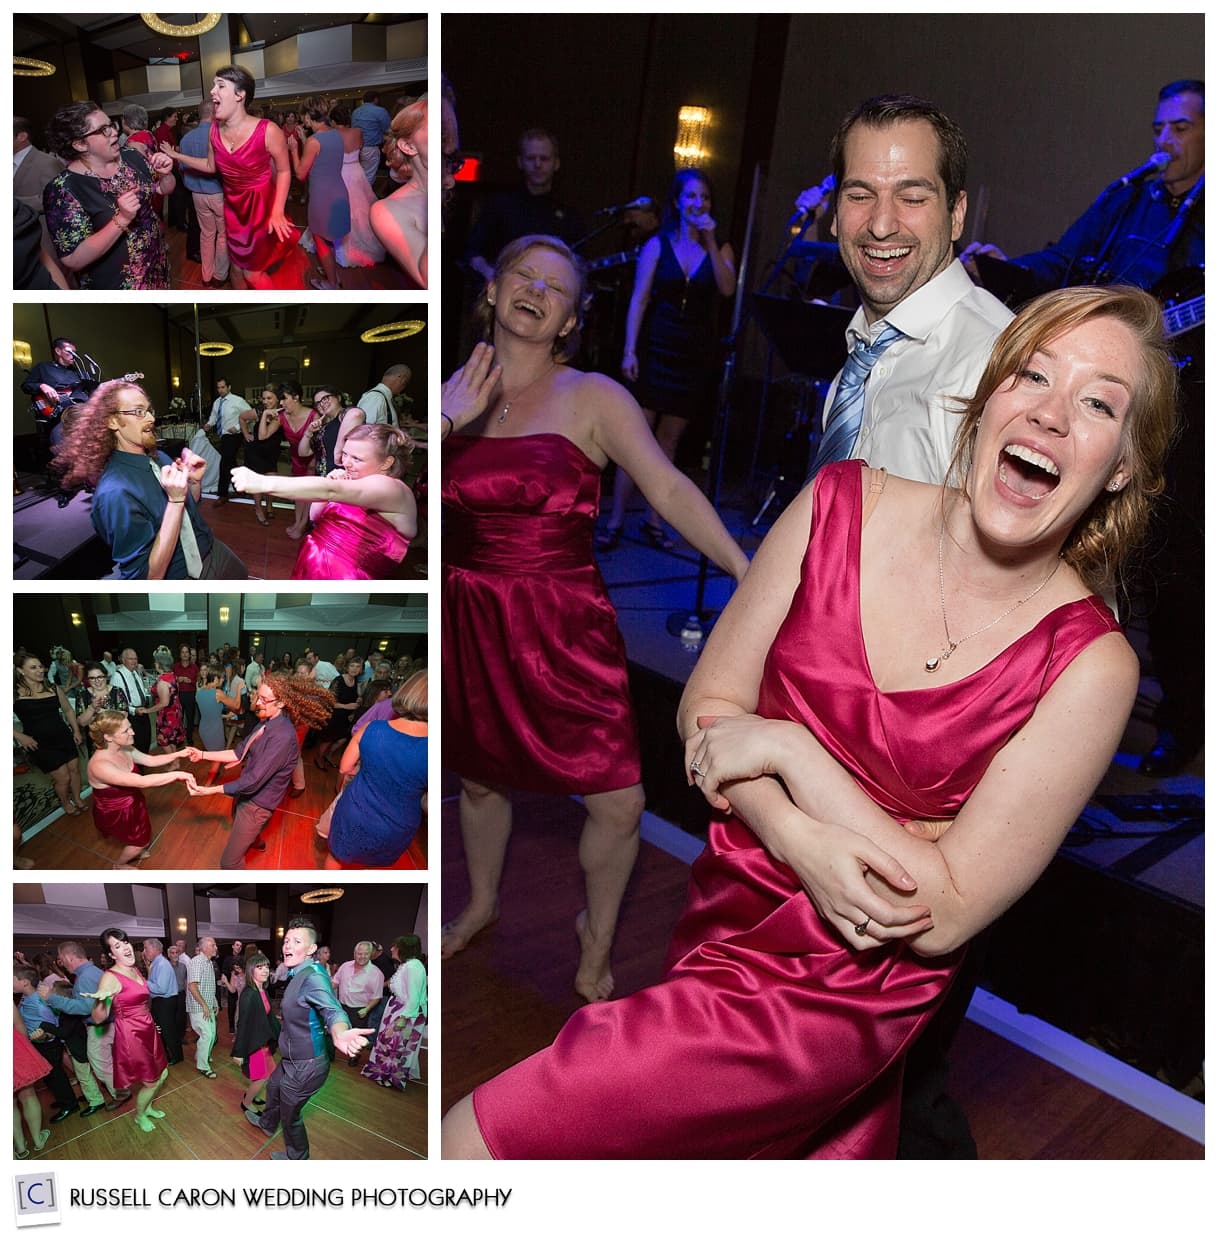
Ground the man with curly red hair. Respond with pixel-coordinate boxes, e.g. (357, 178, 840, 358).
(184, 674, 334, 868)
(54, 377, 246, 580)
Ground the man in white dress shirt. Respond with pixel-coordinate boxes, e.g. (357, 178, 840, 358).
(806, 95, 1012, 485)
(207, 377, 253, 503)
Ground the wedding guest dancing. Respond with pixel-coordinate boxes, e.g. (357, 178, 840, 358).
(443, 285, 1177, 1158)
(441, 236, 749, 1002)
(184, 674, 334, 869)
(231, 424, 417, 580)
(14, 652, 86, 817)
(362, 935, 427, 1089)
(87, 710, 197, 868)
(287, 103, 351, 290)
(88, 928, 169, 1134)
(43, 101, 175, 289)
(232, 951, 279, 1113)
(54, 378, 247, 579)
(370, 97, 429, 287)
(243, 917, 373, 1159)
(162, 66, 296, 289)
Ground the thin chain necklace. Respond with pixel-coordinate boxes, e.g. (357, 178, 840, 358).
(497, 363, 556, 424)
(925, 523, 1062, 673)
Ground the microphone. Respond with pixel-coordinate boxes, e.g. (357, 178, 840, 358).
(1110, 151, 1171, 190)
(788, 173, 836, 234)
(595, 195, 654, 217)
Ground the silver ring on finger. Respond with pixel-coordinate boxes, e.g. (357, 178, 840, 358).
(689, 760, 702, 774)
(854, 917, 870, 937)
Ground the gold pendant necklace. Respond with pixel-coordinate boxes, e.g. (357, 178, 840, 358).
(925, 523, 1062, 673)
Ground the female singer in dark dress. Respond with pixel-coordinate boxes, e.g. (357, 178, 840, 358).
(600, 169, 736, 549)
(14, 653, 86, 816)
(441, 235, 749, 1002)
(89, 928, 169, 1133)
(443, 286, 1177, 1158)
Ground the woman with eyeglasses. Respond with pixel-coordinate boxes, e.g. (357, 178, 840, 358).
(298, 386, 354, 474)
(72, 662, 126, 751)
(43, 101, 175, 290)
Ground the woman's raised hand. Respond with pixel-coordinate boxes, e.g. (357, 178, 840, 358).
(149, 151, 174, 176)
(684, 714, 801, 812)
(441, 342, 502, 433)
(114, 189, 141, 228)
(158, 141, 177, 161)
(230, 466, 260, 494)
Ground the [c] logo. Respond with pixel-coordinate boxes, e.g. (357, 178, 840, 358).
(14, 1173, 60, 1227)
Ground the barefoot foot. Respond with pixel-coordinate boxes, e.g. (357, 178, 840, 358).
(135, 1114, 157, 1132)
(145, 1107, 166, 1119)
(574, 909, 615, 1003)
(440, 905, 499, 959)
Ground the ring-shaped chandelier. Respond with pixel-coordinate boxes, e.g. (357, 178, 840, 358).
(196, 341, 233, 356)
(14, 56, 56, 77)
(140, 13, 222, 38)
(360, 320, 426, 344)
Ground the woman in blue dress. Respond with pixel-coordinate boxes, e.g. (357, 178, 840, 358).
(287, 103, 352, 291)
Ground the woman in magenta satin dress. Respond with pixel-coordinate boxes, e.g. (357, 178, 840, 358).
(89, 928, 169, 1134)
(230, 424, 417, 579)
(439, 235, 749, 1004)
(442, 286, 1178, 1158)
(162, 65, 295, 289)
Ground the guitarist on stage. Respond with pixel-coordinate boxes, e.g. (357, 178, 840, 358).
(964, 78, 1204, 777)
(21, 337, 92, 457)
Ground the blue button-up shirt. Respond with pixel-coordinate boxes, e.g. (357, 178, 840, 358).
(352, 102, 392, 148)
(91, 448, 214, 579)
(178, 122, 222, 194)
(146, 952, 178, 999)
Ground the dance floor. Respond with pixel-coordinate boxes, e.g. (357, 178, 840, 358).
(23, 1021, 426, 1162)
(439, 782, 1201, 1158)
(162, 185, 420, 293)
(16, 755, 427, 872)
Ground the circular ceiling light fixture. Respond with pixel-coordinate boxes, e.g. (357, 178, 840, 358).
(300, 887, 345, 904)
(140, 13, 223, 38)
(14, 57, 56, 77)
(360, 320, 426, 344)
(196, 342, 233, 356)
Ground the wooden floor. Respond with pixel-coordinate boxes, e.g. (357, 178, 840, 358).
(440, 786, 1202, 1159)
(22, 1019, 426, 1161)
(17, 752, 426, 872)
(199, 495, 427, 582)
(163, 185, 420, 292)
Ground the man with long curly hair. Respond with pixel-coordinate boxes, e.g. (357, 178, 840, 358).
(54, 378, 246, 580)
(183, 674, 334, 868)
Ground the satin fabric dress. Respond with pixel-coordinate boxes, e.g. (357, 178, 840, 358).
(110, 969, 168, 1088)
(210, 118, 296, 272)
(279, 408, 321, 476)
(442, 433, 642, 795)
(473, 460, 1121, 1159)
(91, 784, 153, 848)
(291, 503, 410, 580)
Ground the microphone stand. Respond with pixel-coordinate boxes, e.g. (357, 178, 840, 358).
(665, 162, 762, 646)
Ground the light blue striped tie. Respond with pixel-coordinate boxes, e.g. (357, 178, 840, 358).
(809, 323, 904, 476)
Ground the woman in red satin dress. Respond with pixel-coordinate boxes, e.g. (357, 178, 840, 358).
(89, 928, 169, 1134)
(230, 424, 417, 579)
(442, 286, 1179, 1158)
(162, 65, 295, 289)
(274, 381, 322, 540)
(87, 710, 198, 868)
(439, 236, 749, 1004)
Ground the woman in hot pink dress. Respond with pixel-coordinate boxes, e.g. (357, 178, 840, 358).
(275, 381, 322, 540)
(439, 236, 749, 1005)
(90, 928, 169, 1134)
(162, 65, 295, 289)
(230, 424, 417, 579)
(87, 710, 197, 868)
(441, 286, 1178, 1158)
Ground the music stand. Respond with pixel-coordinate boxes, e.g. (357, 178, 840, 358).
(972, 253, 1042, 308)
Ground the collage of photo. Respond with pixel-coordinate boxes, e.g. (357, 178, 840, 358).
(8, 9, 1206, 1226)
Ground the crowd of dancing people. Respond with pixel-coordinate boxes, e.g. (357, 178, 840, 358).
(13, 923, 425, 1159)
(18, 67, 431, 290)
(14, 642, 428, 871)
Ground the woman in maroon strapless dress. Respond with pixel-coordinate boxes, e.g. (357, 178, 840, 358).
(87, 710, 198, 868)
(441, 286, 1179, 1158)
(162, 65, 296, 289)
(230, 424, 417, 579)
(440, 236, 749, 1004)
(89, 929, 169, 1134)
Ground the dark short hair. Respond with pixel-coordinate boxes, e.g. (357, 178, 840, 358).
(277, 380, 304, 401)
(1159, 79, 1204, 106)
(363, 90, 380, 104)
(52, 337, 75, 351)
(45, 100, 105, 162)
(14, 116, 34, 140)
(216, 64, 256, 107)
(831, 94, 968, 209)
(285, 915, 318, 944)
(518, 127, 558, 157)
(99, 927, 130, 957)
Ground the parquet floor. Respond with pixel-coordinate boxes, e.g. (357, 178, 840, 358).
(439, 786, 1201, 1159)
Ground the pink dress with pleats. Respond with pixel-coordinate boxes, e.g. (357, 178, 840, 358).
(291, 502, 409, 579)
(210, 118, 297, 272)
(441, 433, 641, 795)
(472, 460, 1121, 1158)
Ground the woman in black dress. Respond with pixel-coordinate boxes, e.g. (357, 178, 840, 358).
(314, 659, 361, 770)
(14, 653, 86, 815)
(243, 386, 285, 527)
(599, 168, 736, 549)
